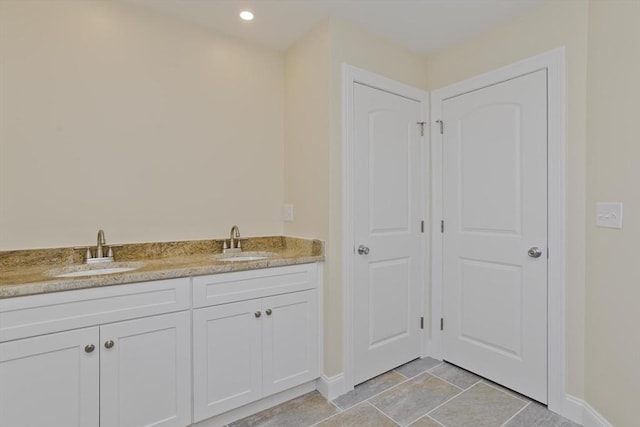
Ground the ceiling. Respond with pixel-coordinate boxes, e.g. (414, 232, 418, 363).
(122, 0, 546, 56)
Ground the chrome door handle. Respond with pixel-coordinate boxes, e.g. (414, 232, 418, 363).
(104, 340, 115, 349)
(357, 245, 370, 255)
(528, 247, 543, 258)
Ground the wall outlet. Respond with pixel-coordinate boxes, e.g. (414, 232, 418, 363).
(596, 202, 623, 229)
(283, 204, 294, 222)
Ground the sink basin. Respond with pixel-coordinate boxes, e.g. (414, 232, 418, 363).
(46, 262, 144, 278)
(212, 251, 277, 262)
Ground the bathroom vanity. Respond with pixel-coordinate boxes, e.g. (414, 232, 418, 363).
(0, 237, 323, 427)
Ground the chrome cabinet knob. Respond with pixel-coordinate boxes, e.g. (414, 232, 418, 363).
(254, 311, 261, 318)
(265, 309, 272, 316)
(528, 247, 543, 258)
(357, 245, 370, 255)
(85, 344, 95, 353)
(104, 340, 115, 349)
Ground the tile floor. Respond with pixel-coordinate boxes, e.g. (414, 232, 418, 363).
(229, 358, 581, 427)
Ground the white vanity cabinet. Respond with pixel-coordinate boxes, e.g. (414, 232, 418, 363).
(0, 262, 323, 427)
(0, 278, 192, 427)
(192, 264, 320, 422)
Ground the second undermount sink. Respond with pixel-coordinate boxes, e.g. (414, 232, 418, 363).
(46, 262, 144, 278)
(212, 251, 277, 262)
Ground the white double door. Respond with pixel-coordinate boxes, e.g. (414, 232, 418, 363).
(441, 70, 548, 403)
(352, 81, 425, 385)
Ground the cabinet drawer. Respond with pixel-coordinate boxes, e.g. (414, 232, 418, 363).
(0, 278, 190, 342)
(192, 264, 318, 308)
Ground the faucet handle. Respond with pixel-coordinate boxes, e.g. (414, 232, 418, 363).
(105, 244, 123, 259)
(85, 247, 93, 260)
(237, 238, 248, 250)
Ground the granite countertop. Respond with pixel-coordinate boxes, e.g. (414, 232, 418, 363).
(0, 236, 324, 299)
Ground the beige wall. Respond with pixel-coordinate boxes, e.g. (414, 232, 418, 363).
(585, 1, 640, 425)
(426, 1, 589, 399)
(284, 23, 331, 242)
(284, 19, 429, 376)
(0, 0, 285, 250)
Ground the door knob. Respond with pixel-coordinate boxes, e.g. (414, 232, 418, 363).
(528, 247, 543, 258)
(104, 340, 115, 349)
(84, 344, 95, 353)
(265, 309, 272, 316)
(357, 245, 370, 255)
(254, 311, 262, 318)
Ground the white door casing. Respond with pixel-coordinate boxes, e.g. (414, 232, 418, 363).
(350, 75, 426, 385)
(431, 48, 567, 416)
(442, 70, 548, 403)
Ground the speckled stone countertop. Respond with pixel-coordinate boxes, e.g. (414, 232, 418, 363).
(0, 236, 324, 299)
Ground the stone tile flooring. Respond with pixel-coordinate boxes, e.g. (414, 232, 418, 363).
(230, 358, 582, 427)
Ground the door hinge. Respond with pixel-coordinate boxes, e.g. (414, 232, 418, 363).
(436, 120, 444, 135)
(420, 317, 424, 329)
(417, 121, 426, 136)
(441, 220, 444, 233)
(421, 220, 424, 233)
(440, 318, 444, 331)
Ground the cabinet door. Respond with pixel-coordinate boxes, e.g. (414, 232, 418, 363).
(193, 299, 262, 422)
(100, 311, 191, 427)
(262, 290, 318, 396)
(0, 327, 99, 427)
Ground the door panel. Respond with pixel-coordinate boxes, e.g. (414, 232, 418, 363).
(353, 82, 423, 385)
(100, 311, 191, 427)
(459, 259, 523, 357)
(460, 104, 522, 234)
(262, 290, 318, 396)
(369, 112, 410, 233)
(442, 70, 548, 403)
(193, 300, 262, 422)
(0, 328, 99, 427)
(369, 259, 410, 347)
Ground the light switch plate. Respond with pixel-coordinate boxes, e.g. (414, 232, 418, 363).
(596, 202, 623, 229)
(283, 204, 294, 222)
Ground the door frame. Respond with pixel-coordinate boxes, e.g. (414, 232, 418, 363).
(342, 64, 429, 392)
(430, 48, 567, 414)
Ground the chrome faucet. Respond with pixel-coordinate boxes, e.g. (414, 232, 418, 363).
(85, 229, 115, 264)
(96, 229, 106, 258)
(223, 225, 243, 253)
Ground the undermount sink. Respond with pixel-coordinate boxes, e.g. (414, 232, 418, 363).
(46, 262, 144, 278)
(212, 251, 277, 262)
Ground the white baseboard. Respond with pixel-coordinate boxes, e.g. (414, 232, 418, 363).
(582, 401, 614, 427)
(562, 394, 586, 424)
(562, 395, 613, 427)
(316, 373, 345, 401)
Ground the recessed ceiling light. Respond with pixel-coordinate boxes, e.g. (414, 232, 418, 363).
(239, 10, 254, 21)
